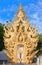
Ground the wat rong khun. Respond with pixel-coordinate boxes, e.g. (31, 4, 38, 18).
(3, 4, 39, 64)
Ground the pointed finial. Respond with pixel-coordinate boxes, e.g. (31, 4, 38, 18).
(19, 3, 23, 10)
(16, 3, 25, 18)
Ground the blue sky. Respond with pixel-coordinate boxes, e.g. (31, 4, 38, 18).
(0, 0, 42, 33)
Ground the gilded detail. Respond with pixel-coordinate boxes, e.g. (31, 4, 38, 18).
(4, 4, 38, 64)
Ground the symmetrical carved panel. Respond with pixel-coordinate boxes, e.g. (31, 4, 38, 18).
(4, 4, 38, 64)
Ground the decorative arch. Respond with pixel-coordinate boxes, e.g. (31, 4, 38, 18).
(4, 4, 38, 64)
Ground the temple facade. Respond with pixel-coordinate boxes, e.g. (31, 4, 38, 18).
(4, 4, 38, 64)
